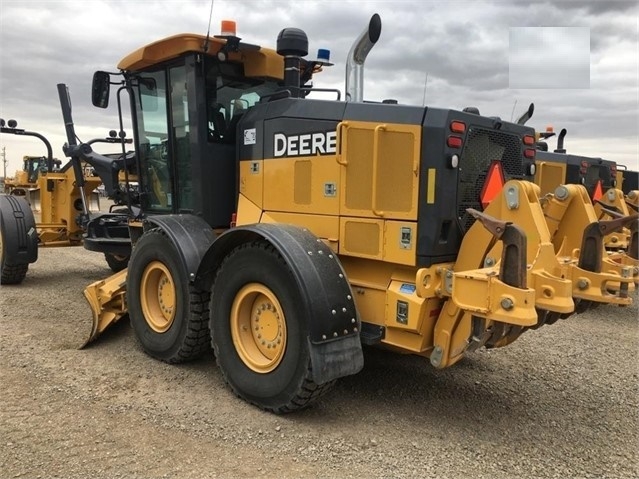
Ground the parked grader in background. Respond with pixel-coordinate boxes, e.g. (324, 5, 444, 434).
(0, 119, 135, 283)
(1, 14, 636, 413)
(509, 104, 638, 266)
(4, 155, 62, 198)
(525, 118, 638, 258)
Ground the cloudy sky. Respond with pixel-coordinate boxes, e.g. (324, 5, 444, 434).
(1, 0, 637, 176)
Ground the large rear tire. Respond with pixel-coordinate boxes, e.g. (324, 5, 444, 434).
(0, 195, 36, 285)
(0, 225, 29, 284)
(127, 229, 210, 363)
(210, 241, 334, 413)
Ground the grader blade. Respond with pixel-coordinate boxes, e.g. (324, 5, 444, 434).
(81, 269, 128, 348)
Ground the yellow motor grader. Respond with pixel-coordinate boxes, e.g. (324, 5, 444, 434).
(513, 107, 638, 264)
(6, 14, 634, 413)
(3, 155, 62, 199)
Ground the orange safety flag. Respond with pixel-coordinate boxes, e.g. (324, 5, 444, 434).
(480, 161, 505, 209)
(592, 180, 603, 202)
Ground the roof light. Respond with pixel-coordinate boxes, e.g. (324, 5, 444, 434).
(480, 161, 506, 209)
(447, 135, 463, 148)
(450, 121, 466, 134)
(314, 48, 334, 66)
(523, 135, 535, 146)
(220, 20, 237, 37)
(592, 180, 604, 202)
(546, 125, 554, 132)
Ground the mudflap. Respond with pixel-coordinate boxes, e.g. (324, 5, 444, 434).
(308, 335, 364, 386)
(196, 223, 364, 384)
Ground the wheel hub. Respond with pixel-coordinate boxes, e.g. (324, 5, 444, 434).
(231, 283, 287, 373)
(140, 260, 176, 333)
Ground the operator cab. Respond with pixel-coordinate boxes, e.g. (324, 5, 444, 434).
(92, 21, 319, 229)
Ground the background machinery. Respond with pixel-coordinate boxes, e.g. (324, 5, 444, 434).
(2, 15, 635, 413)
(514, 105, 638, 259)
(533, 125, 618, 202)
(3, 155, 63, 198)
(0, 121, 135, 284)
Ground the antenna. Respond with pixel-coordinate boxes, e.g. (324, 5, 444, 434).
(1, 146, 6, 182)
(421, 73, 428, 106)
(510, 99, 518, 122)
(202, 0, 215, 52)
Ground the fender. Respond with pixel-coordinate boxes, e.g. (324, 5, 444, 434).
(144, 214, 216, 280)
(195, 223, 363, 384)
(0, 194, 38, 265)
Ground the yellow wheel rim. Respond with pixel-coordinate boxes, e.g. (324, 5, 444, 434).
(140, 260, 176, 333)
(231, 283, 287, 373)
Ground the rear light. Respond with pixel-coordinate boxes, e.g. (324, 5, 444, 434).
(523, 135, 535, 145)
(581, 161, 589, 167)
(524, 148, 536, 159)
(450, 121, 466, 134)
(447, 135, 463, 148)
(480, 161, 506, 209)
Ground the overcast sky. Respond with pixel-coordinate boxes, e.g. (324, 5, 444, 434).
(1, 0, 637, 176)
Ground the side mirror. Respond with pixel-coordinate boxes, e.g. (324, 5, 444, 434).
(92, 71, 111, 108)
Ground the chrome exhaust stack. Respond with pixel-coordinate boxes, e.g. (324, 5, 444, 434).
(345, 13, 382, 102)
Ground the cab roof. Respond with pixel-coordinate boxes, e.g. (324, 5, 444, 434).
(117, 33, 285, 81)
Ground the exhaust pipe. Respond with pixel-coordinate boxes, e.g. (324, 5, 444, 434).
(555, 128, 567, 153)
(345, 13, 382, 102)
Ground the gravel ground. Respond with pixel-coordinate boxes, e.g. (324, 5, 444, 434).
(1, 245, 638, 479)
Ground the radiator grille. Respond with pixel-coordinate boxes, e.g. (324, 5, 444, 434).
(457, 128, 522, 232)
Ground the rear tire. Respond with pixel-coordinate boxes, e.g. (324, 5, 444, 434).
(104, 252, 129, 272)
(127, 229, 210, 363)
(0, 195, 35, 285)
(210, 241, 333, 413)
(104, 207, 131, 272)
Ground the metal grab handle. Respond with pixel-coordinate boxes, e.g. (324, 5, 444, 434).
(336, 121, 349, 165)
(372, 124, 386, 217)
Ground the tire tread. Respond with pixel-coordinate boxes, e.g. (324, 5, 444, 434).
(0, 263, 28, 285)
